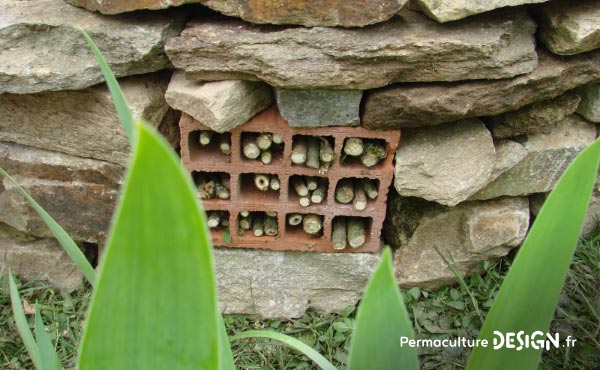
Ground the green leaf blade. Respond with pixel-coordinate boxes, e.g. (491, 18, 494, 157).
(35, 308, 62, 370)
(78, 121, 221, 369)
(348, 248, 419, 370)
(0, 167, 96, 286)
(467, 138, 600, 370)
(230, 330, 337, 370)
(8, 271, 41, 369)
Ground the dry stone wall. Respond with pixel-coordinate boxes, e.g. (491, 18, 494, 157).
(0, 0, 598, 319)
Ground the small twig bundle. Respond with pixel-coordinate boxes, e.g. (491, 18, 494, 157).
(291, 176, 327, 206)
(197, 173, 230, 200)
(334, 178, 377, 211)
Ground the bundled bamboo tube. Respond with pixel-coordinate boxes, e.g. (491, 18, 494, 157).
(319, 138, 335, 163)
(218, 136, 231, 155)
(291, 137, 307, 164)
(257, 133, 273, 150)
(335, 179, 354, 204)
(243, 137, 260, 159)
(331, 217, 347, 250)
(215, 182, 230, 200)
(306, 137, 320, 169)
(305, 177, 318, 191)
(299, 196, 311, 207)
(291, 177, 309, 196)
(288, 213, 303, 226)
(361, 179, 378, 200)
(270, 176, 280, 191)
(347, 218, 366, 248)
(240, 210, 250, 218)
(261, 150, 272, 164)
(303, 214, 322, 235)
(254, 174, 270, 191)
(264, 216, 278, 236)
(253, 214, 264, 237)
(207, 211, 221, 228)
(199, 131, 213, 146)
(272, 133, 283, 144)
(353, 180, 367, 211)
(360, 141, 387, 167)
(311, 183, 326, 204)
(343, 137, 364, 156)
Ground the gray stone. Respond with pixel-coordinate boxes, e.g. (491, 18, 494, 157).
(166, 9, 537, 89)
(0, 0, 185, 94)
(275, 89, 362, 127)
(0, 74, 170, 166)
(387, 195, 529, 289)
(472, 115, 597, 200)
(393, 119, 496, 207)
(362, 49, 600, 129)
(0, 142, 121, 243)
(64, 0, 201, 13)
(165, 71, 273, 133)
(538, 0, 600, 56)
(577, 84, 600, 123)
(413, 0, 548, 23)
(203, 0, 408, 27)
(488, 92, 581, 139)
(491, 140, 528, 182)
(214, 248, 379, 319)
(0, 223, 84, 290)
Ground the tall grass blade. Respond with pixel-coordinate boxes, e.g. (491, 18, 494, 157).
(218, 314, 235, 370)
(8, 271, 41, 369)
(230, 330, 337, 370)
(35, 308, 62, 370)
(77, 121, 222, 369)
(348, 248, 418, 370)
(80, 30, 134, 141)
(467, 138, 600, 370)
(0, 168, 96, 286)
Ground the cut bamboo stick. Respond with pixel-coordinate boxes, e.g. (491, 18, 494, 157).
(306, 137, 320, 169)
(272, 133, 283, 144)
(207, 211, 220, 228)
(335, 179, 354, 204)
(253, 214, 264, 237)
(218, 136, 231, 155)
(270, 176, 280, 191)
(243, 137, 260, 159)
(291, 137, 307, 164)
(239, 215, 252, 230)
(265, 211, 277, 217)
(353, 180, 367, 211)
(261, 150, 272, 164)
(215, 182, 230, 200)
(361, 178, 378, 200)
(331, 217, 347, 250)
(299, 196, 311, 207)
(360, 141, 387, 167)
(264, 216, 278, 236)
(291, 177, 309, 196)
(305, 177, 318, 191)
(220, 174, 231, 189)
(254, 174, 270, 191)
(197, 177, 216, 199)
(240, 210, 250, 218)
(199, 131, 213, 146)
(310, 183, 326, 204)
(343, 137, 364, 156)
(347, 218, 366, 248)
(319, 138, 335, 163)
(303, 214, 322, 235)
(257, 133, 273, 150)
(288, 213, 303, 226)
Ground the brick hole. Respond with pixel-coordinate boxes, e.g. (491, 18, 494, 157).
(331, 216, 372, 250)
(192, 171, 231, 202)
(188, 130, 232, 163)
(240, 131, 284, 165)
(341, 137, 387, 170)
(237, 211, 279, 238)
(291, 134, 335, 171)
(238, 173, 280, 202)
(285, 213, 325, 239)
(333, 177, 379, 212)
(288, 175, 329, 208)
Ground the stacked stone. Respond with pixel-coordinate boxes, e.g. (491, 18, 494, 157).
(1, 0, 599, 318)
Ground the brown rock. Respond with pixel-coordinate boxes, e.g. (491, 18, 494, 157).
(166, 9, 537, 89)
(362, 49, 600, 129)
(64, 0, 201, 13)
(412, 0, 548, 22)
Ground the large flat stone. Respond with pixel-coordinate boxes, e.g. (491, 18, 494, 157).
(0, 223, 84, 290)
(275, 89, 362, 127)
(538, 0, 600, 56)
(386, 195, 529, 289)
(166, 9, 537, 89)
(487, 92, 581, 139)
(413, 0, 548, 23)
(0, 142, 121, 243)
(214, 248, 380, 319)
(0, 74, 170, 166)
(393, 119, 496, 207)
(165, 71, 273, 133)
(577, 84, 600, 123)
(472, 115, 597, 200)
(0, 0, 185, 94)
(64, 0, 201, 13)
(362, 49, 600, 129)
